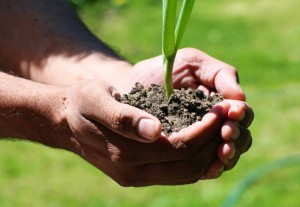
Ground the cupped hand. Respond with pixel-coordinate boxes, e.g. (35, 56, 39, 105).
(52, 79, 242, 186)
(205, 99, 253, 178)
(63, 80, 162, 144)
(118, 48, 254, 179)
(120, 48, 245, 101)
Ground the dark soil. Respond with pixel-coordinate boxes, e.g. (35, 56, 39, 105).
(120, 83, 223, 135)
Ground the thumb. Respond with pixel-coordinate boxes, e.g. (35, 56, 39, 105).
(214, 68, 246, 101)
(91, 86, 162, 143)
(105, 101, 162, 143)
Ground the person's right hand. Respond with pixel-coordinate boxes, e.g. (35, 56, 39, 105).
(118, 48, 254, 179)
(49, 79, 231, 186)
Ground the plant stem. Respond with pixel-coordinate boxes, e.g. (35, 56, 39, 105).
(162, 0, 177, 97)
(163, 54, 176, 97)
(162, 0, 195, 98)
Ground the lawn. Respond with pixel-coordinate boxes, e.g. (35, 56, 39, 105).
(1, 0, 300, 206)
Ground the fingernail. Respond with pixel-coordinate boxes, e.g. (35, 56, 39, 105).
(160, 132, 167, 138)
(138, 119, 158, 141)
(109, 87, 121, 101)
(228, 145, 236, 161)
(237, 107, 246, 122)
(217, 166, 224, 177)
(231, 124, 240, 140)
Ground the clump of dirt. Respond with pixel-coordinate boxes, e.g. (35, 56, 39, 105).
(120, 83, 223, 135)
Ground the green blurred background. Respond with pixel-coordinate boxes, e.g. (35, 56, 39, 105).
(1, 0, 300, 206)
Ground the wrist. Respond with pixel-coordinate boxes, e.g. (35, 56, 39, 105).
(0, 72, 70, 148)
(31, 85, 71, 149)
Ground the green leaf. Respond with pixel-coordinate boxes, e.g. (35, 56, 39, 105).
(175, 0, 195, 49)
(162, 0, 177, 58)
(162, 0, 195, 98)
(162, 0, 177, 97)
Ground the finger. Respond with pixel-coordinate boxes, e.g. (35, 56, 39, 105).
(197, 85, 211, 96)
(93, 132, 193, 165)
(221, 120, 240, 141)
(218, 142, 237, 164)
(218, 142, 240, 171)
(224, 100, 254, 127)
(129, 138, 220, 186)
(234, 125, 252, 153)
(201, 159, 224, 180)
(100, 99, 162, 143)
(221, 121, 252, 153)
(178, 48, 245, 100)
(214, 67, 246, 101)
(78, 81, 162, 143)
(96, 101, 231, 165)
(84, 129, 221, 186)
(169, 101, 230, 152)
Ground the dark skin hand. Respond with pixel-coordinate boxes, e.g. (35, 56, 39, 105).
(0, 0, 253, 186)
(0, 72, 238, 186)
(122, 48, 254, 176)
(64, 81, 232, 185)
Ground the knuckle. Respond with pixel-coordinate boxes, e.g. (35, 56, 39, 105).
(220, 64, 238, 75)
(107, 142, 136, 166)
(76, 81, 96, 98)
(171, 138, 193, 160)
(228, 65, 238, 73)
(107, 143, 124, 165)
(238, 102, 248, 113)
(72, 81, 101, 108)
(111, 107, 132, 133)
(111, 109, 123, 132)
(110, 152, 123, 165)
(220, 66, 239, 81)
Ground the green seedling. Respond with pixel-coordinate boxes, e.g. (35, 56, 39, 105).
(162, 0, 195, 98)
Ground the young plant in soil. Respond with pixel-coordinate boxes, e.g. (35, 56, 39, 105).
(163, 0, 195, 97)
(121, 0, 223, 134)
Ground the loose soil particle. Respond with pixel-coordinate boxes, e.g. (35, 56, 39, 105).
(121, 83, 223, 135)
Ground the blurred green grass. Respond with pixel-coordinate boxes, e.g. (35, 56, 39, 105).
(1, 0, 300, 206)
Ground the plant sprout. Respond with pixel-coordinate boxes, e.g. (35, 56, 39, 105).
(162, 0, 195, 97)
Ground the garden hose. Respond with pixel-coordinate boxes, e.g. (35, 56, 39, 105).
(221, 154, 300, 207)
